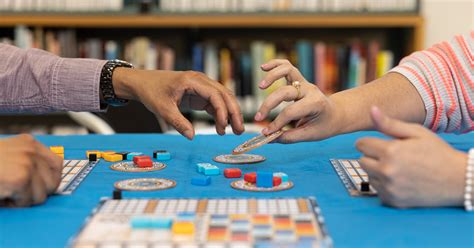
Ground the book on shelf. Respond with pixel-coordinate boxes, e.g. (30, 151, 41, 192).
(3, 26, 395, 118)
(0, 0, 418, 13)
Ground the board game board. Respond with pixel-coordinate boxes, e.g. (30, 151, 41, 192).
(71, 198, 332, 247)
(330, 159, 377, 196)
(57, 160, 98, 195)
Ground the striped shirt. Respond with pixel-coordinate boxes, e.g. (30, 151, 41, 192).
(391, 32, 474, 134)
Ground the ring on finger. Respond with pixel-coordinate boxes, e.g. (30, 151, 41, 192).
(291, 81, 301, 100)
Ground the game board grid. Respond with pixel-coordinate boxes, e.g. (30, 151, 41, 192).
(330, 159, 377, 196)
(57, 160, 98, 195)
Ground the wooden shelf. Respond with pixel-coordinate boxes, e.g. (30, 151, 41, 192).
(0, 14, 424, 51)
(0, 14, 423, 28)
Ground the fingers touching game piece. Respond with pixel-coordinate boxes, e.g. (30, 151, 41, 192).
(232, 131, 283, 155)
(0, 134, 62, 207)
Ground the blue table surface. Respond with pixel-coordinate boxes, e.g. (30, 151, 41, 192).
(1, 132, 473, 248)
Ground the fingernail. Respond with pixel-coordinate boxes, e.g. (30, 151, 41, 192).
(183, 130, 194, 140)
(261, 63, 267, 68)
(255, 112, 262, 121)
(262, 128, 269, 135)
(259, 80, 266, 88)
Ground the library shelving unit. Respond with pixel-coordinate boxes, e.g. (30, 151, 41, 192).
(0, 13, 424, 133)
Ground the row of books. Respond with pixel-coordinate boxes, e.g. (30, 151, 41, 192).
(3, 26, 395, 115)
(1, 0, 418, 13)
(160, 0, 419, 13)
(0, 0, 123, 12)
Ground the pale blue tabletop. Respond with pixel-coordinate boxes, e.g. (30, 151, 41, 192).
(0, 132, 473, 247)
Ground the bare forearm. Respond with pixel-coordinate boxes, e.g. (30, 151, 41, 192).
(330, 72, 426, 134)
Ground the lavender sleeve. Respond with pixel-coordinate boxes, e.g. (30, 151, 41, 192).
(0, 43, 107, 113)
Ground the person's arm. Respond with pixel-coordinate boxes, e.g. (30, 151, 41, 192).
(0, 43, 105, 113)
(256, 32, 473, 142)
(0, 43, 244, 139)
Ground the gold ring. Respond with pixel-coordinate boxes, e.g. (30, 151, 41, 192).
(292, 81, 301, 100)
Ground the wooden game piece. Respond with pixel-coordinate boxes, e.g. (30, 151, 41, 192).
(86, 150, 101, 159)
(56, 153, 65, 159)
(114, 178, 176, 191)
(110, 161, 166, 172)
(197, 163, 220, 176)
(232, 130, 283, 155)
(191, 176, 211, 186)
(103, 153, 123, 162)
(136, 159, 153, 168)
(213, 154, 266, 164)
(244, 172, 257, 183)
(256, 171, 273, 188)
(126, 152, 143, 160)
(49, 146, 64, 154)
(150, 218, 173, 229)
(273, 172, 288, 183)
(115, 152, 129, 160)
(273, 176, 282, 186)
(153, 150, 171, 161)
(133, 155, 152, 164)
(361, 181, 370, 192)
(113, 189, 122, 200)
(88, 153, 97, 162)
(224, 168, 242, 178)
(101, 151, 116, 157)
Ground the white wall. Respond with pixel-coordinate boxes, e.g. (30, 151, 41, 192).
(421, 0, 474, 48)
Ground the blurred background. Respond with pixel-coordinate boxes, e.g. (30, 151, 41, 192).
(0, 0, 472, 135)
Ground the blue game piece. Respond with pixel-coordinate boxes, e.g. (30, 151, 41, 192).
(196, 163, 208, 173)
(191, 176, 211, 186)
(126, 152, 143, 161)
(196, 163, 219, 176)
(130, 216, 152, 229)
(154, 150, 171, 161)
(256, 171, 273, 188)
(273, 172, 288, 183)
(149, 217, 173, 229)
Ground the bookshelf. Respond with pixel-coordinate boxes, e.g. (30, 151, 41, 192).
(0, 13, 424, 132)
(0, 15, 424, 51)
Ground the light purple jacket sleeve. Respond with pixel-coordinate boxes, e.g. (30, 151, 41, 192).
(0, 43, 107, 113)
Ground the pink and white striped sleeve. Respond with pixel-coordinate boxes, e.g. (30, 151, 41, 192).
(390, 32, 474, 134)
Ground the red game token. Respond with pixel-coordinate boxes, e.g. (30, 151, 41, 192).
(224, 168, 242, 178)
(273, 176, 282, 186)
(133, 155, 151, 164)
(136, 159, 153, 168)
(244, 172, 257, 183)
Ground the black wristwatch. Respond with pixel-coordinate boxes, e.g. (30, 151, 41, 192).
(99, 59, 133, 107)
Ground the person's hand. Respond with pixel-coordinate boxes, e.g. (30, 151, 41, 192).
(254, 59, 344, 143)
(356, 106, 467, 208)
(0, 134, 63, 207)
(112, 68, 245, 140)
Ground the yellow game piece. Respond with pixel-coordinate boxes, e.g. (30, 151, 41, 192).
(103, 153, 122, 162)
(86, 150, 102, 159)
(101, 151, 116, 157)
(172, 222, 194, 235)
(50, 146, 64, 154)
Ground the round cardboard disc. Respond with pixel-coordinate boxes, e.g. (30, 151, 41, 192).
(230, 179, 293, 192)
(114, 178, 176, 191)
(110, 161, 166, 172)
(213, 154, 266, 164)
(232, 130, 283, 155)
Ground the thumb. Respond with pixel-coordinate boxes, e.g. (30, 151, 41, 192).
(371, 106, 421, 139)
